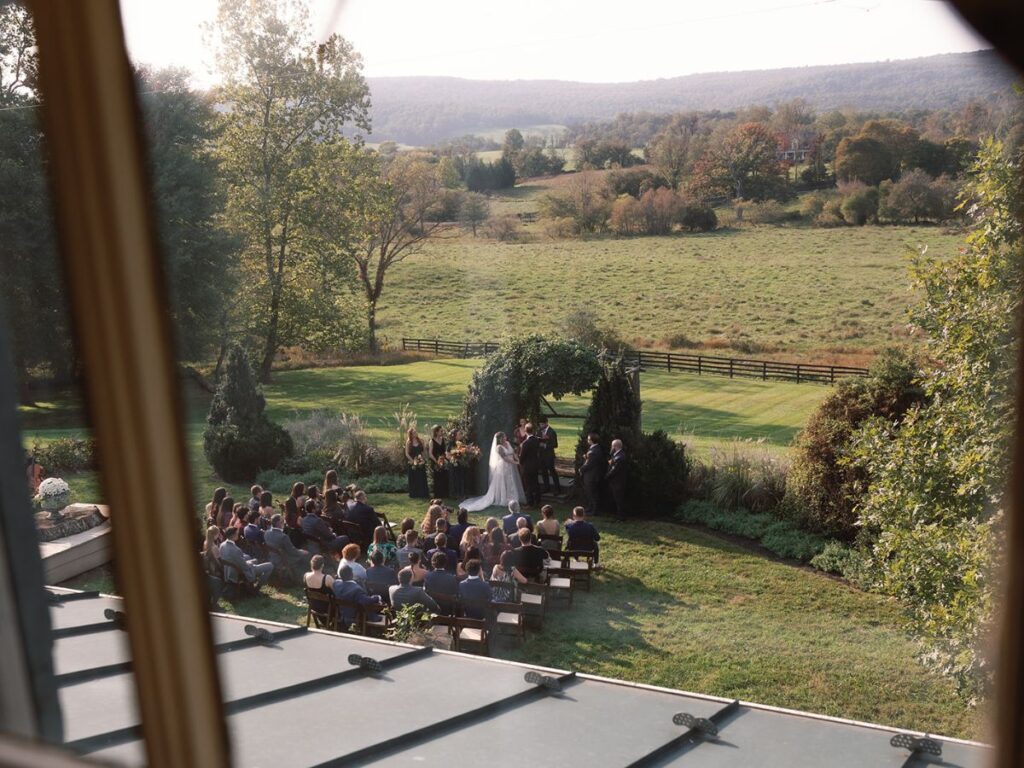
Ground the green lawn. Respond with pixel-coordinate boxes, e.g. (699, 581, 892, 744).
(20, 358, 826, 507)
(64, 502, 980, 740)
(376, 222, 962, 359)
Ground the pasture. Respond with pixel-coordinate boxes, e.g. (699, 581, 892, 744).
(377, 199, 962, 363)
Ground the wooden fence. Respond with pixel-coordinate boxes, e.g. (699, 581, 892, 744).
(401, 338, 868, 385)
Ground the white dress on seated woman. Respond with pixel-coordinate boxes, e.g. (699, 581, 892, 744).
(461, 435, 526, 512)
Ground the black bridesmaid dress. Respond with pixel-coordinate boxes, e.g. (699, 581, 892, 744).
(408, 442, 429, 499)
(430, 437, 450, 499)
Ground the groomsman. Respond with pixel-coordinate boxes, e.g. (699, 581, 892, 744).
(518, 424, 542, 507)
(606, 439, 628, 521)
(537, 418, 560, 495)
(579, 433, 605, 516)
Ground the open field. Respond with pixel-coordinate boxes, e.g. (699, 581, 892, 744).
(378, 224, 961, 361)
(20, 358, 827, 508)
(64, 506, 981, 739)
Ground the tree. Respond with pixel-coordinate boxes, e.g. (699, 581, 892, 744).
(138, 67, 238, 362)
(835, 136, 893, 186)
(458, 192, 490, 236)
(501, 128, 524, 158)
(646, 120, 699, 188)
(211, 0, 370, 381)
(851, 141, 1021, 698)
(351, 155, 451, 351)
(539, 172, 612, 234)
(838, 182, 879, 225)
(689, 123, 785, 201)
(879, 169, 957, 224)
(203, 345, 293, 481)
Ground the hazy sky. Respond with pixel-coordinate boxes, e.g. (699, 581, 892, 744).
(119, 0, 991, 86)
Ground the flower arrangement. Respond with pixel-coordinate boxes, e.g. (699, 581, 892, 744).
(448, 441, 481, 468)
(36, 477, 71, 514)
(409, 455, 425, 468)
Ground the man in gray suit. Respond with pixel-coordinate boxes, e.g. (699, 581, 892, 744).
(219, 527, 273, 587)
(264, 514, 308, 583)
(389, 568, 440, 613)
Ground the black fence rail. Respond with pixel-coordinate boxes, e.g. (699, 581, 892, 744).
(401, 338, 869, 385)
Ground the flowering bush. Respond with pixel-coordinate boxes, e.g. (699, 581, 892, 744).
(36, 477, 71, 512)
(447, 441, 481, 468)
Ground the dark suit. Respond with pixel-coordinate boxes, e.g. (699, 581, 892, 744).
(566, 519, 601, 564)
(389, 584, 439, 613)
(365, 565, 399, 596)
(345, 502, 380, 546)
(606, 449, 628, 520)
(513, 543, 549, 581)
(502, 512, 532, 535)
(518, 434, 541, 505)
(264, 526, 308, 578)
(332, 579, 382, 628)
(424, 569, 459, 615)
(580, 442, 606, 515)
(537, 425, 560, 493)
(458, 577, 493, 619)
(425, 547, 460, 572)
(301, 513, 346, 555)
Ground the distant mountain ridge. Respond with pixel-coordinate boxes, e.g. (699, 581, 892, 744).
(366, 50, 1018, 145)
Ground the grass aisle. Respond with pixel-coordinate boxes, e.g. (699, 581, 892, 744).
(64, 497, 979, 740)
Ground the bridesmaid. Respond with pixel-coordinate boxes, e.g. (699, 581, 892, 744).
(405, 427, 429, 499)
(428, 424, 449, 499)
(448, 427, 467, 499)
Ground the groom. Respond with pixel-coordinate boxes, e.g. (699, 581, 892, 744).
(518, 423, 542, 507)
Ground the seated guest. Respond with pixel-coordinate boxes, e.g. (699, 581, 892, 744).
(457, 559, 493, 619)
(389, 568, 440, 613)
(303, 554, 334, 592)
(229, 503, 247, 535)
(484, 517, 500, 537)
(502, 500, 532, 535)
(509, 517, 532, 549)
(536, 505, 561, 552)
(219, 527, 273, 587)
(435, 517, 450, 542)
(397, 516, 416, 546)
(323, 468, 340, 496)
(265, 514, 309, 579)
(397, 529, 423, 568)
(490, 549, 527, 602)
(322, 489, 346, 529)
(566, 506, 601, 565)
(242, 510, 265, 547)
(512, 529, 549, 582)
(365, 550, 399, 597)
(400, 551, 428, 586)
(481, 527, 508, 574)
(332, 563, 382, 630)
(257, 491, 275, 527)
(337, 543, 367, 584)
(456, 546, 482, 578)
(306, 485, 323, 514)
(301, 502, 346, 556)
(346, 490, 381, 546)
(420, 503, 445, 536)
(284, 482, 306, 529)
(459, 526, 483, 559)
(423, 552, 459, 612)
(425, 533, 459, 572)
(248, 485, 263, 515)
(206, 487, 227, 526)
(202, 525, 223, 579)
(367, 525, 398, 568)
(446, 508, 470, 553)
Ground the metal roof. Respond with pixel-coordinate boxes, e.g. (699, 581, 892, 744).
(47, 589, 990, 767)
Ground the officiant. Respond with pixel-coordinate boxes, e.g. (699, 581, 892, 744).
(537, 418, 559, 495)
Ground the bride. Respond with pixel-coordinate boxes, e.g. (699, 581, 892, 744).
(461, 432, 525, 512)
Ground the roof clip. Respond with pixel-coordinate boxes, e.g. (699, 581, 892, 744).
(102, 608, 127, 630)
(890, 733, 942, 756)
(524, 671, 562, 692)
(243, 624, 274, 644)
(673, 712, 719, 737)
(348, 654, 383, 674)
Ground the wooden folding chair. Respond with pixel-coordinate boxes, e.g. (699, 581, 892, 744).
(491, 600, 525, 642)
(518, 581, 547, 629)
(453, 616, 489, 655)
(304, 587, 336, 631)
(430, 615, 459, 650)
(546, 568, 573, 609)
(561, 549, 595, 592)
(360, 603, 392, 639)
(538, 533, 563, 554)
(426, 590, 460, 618)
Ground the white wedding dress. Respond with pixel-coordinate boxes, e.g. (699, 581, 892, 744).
(461, 436, 526, 512)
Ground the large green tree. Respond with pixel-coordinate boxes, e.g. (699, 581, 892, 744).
(211, 0, 370, 380)
(851, 140, 1021, 699)
(689, 122, 785, 201)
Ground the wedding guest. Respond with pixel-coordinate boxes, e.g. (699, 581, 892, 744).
(248, 485, 263, 515)
(397, 529, 423, 568)
(367, 525, 398, 568)
(337, 543, 367, 584)
(365, 550, 399, 597)
(458, 559, 493, 619)
(323, 469, 340, 497)
(428, 424, 449, 499)
(390, 569, 440, 613)
(421, 503, 444, 536)
(606, 438, 628, 521)
(512, 529, 549, 582)
(400, 550, 428, 586)
(346, 490, 381, 545)
(405, 428, 429, 499)
(447, 508, 469, 552)
(206, 487, 227, 525)
(303, 554, 334, 592)
(566, 506, 601, 565)
(258, 491, 275, 525)
(215, 495, 234, 530)
(502, 500, 531, 535)
(284, 483, 305, 529)
(202, 526, 223, 580)
(490, 549, 526, 602)
(220, 527, 273, 587)
(448, 427, 468, 498)
(322, 489, 346, 529)
(484, 517, 500, 536)
(423, 553, 459, 612)
(481, 527, 509, 574)
(242, 510, 265, 548)
(580, 433, 606, 516)
(536, 504, 561, 552)
(306, 485, 323, 514)
(399, 516, 416, 539)
(332, 563, 382, 630)
(228, 503, 247, 535)
(301, 502, 346, 556)
(425, 533, 459, 572)
(457, 546, 482, 577)
(265, 514, 308, 580)
(459, 526, 483, 558)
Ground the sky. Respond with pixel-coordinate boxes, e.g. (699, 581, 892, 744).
(119, 0, 991, 87)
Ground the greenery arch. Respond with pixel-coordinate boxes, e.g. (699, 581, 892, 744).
(460, 335, 603, 470)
